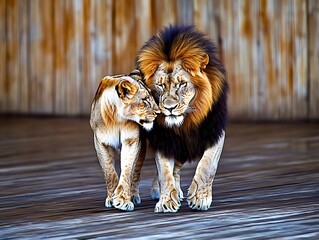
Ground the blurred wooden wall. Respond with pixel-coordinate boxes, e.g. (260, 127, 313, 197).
(0, 0, 318, 120)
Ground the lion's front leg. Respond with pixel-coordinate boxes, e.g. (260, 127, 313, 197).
(112, 137, 140, 211)
(187, 131, 225, 210)
(173, 161, 184, 201)
(154, 152, 181, 213)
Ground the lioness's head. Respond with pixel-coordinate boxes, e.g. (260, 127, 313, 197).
(136, 25, 226, 130)
(115, 71, 160, 131)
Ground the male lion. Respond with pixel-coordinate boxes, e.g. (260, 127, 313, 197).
(90, 70, 159, 211)
(136, 25, 228, 212)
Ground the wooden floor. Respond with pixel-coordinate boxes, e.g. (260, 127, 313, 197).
(0, 117, 318, 239)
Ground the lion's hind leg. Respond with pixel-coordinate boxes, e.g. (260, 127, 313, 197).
(187, 131, 225, 210)
(151, 175, 160, 200)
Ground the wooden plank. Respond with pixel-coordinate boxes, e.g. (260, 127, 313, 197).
(194, 0, 210, 32)
(87, 0, 114, 114)
(53, 0, 67, 114)
(278, 0, 291, 120)
(135, 0, 151, 50)
(113, 0, 136, 74)
(152, 0, 177, 30)
(219, 0, 233, 118)
(239, 0, 259, 120)
(258, 0, 278, 120)
(0, 0, 6, 111)
(308, 0, 319, 119)
(5, 0, 19, 112)
(176, 0, 193, 26)
(292, 0, 308, 119)
(93, 0, 113, 80)
(64, 0, 82, 114)
(81, 0, 93, 115)
(18, 0, 29, 113)
(222, 0, 241, 119)
(29, 0, 54, 114)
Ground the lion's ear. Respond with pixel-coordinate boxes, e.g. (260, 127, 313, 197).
(116, 80, 137, 100)
(182, 53, 209, 77)
(200, 53, 209, 71)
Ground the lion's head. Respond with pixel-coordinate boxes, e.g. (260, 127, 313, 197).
(136, 25, 226, 131)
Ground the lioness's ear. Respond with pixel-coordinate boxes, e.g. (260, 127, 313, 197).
(200, 53, 209, 71)
(116, 80, 137, 100)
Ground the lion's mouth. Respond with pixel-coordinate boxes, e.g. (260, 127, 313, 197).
(164, 115, 184, 127)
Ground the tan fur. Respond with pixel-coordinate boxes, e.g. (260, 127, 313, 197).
(90, 72, 159, 211)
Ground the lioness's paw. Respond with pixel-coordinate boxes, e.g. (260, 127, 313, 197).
(187, 180, 212, 211)
(154, 189, 181, 213)
(112, 185, 134, 211)
(105, 196, 113, 208)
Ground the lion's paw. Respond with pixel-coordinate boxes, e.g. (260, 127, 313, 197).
(151, 187, 160, 200)
(112, 185, 134, 211)
(176, 186, 184, 201)
(154, 189, 181, 213)
(187, 180, 212, 211)
(132, 193, 141, 205)
(105, 196, 113, 208)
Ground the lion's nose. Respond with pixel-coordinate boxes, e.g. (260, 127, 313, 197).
(163, 97, 178, 112)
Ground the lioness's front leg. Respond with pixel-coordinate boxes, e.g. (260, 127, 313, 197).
(112, 137, 141, 211)
(154, 152, 181, 213)
(94, 135, 119, 208)
(187, 131, 225, 210)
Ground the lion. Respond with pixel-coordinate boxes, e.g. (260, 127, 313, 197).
(136, 25, 228, 212)
(90, 70, 159, 211)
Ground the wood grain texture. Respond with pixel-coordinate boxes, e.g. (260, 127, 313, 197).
(308, 0, 319, 119)
(5, 0, 19, 112)
(53, 0, 67, 114)
(0, 0, 318, 120)
(18, 0, 29, 113)
(0, 0, 6, 111)
(0, 117, 318, 239)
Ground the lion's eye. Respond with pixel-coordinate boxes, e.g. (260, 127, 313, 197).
(177, 82, 187, 88)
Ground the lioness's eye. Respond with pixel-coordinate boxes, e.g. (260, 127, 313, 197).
(143, 98, 150, 105)
(156, 84, 165, 90)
